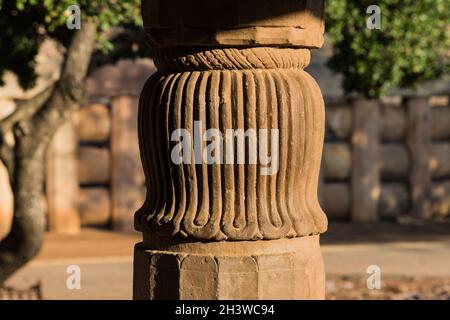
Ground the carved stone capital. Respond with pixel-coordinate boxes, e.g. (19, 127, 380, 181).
(136, 46, 327, 241)
(134, 0, 327, 300)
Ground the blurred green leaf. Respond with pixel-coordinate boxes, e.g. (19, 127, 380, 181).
(326, 0, 449, 98)
(0, 0, 147, 90)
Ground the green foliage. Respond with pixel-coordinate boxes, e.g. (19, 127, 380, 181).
(4, 0, 448, 98)
(0, 0, 144, 89)
(325, 0, 449, 98)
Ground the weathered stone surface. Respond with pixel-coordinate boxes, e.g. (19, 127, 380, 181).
(136, 48, 327, 241)
(322, 143, 351, 180)
(46, 120, 80, 234)
(381, 104, 408, 142)
(379, 183, 410, 219)
(321, 182, 410, 219)
(134, 236, 325, 300)
(406, 97, 432, 219)
(134, 0, 327, 300)
(431, 106, 450, 140)
(142, 0, 324, 48)
(432, 181, 450, 217)
(325, 103, 450, 142)
(321, 142, 449, 181)
(325, 103, 352, 140)
(351, 98, 381, 222)
(322, 183, 350, 220)
(76, 103, 111, 143)
(86, 59, 156, 97)
(430, 143, 450, 179)
(78, 146, 111, 185)
(111, 96, 145, 232)
(380, 144, 410, 180)
(78, 188, 111, 227)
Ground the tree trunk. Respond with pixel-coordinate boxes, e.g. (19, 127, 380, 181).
(0, 19, 98, 286)
(0, 134, 47, 284)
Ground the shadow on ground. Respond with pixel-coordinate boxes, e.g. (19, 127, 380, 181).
(322, 222, 450, 245)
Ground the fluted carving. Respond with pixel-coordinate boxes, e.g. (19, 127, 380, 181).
(136, 47, 327, 241)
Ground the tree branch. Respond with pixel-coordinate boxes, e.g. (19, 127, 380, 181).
(33, 19, 98, 146)
(0, 19, 98, 285)
(0, 85, 54, 182)
(1, 85, 54, 132)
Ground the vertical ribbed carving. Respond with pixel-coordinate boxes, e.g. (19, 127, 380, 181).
(136, 48, 327, 241)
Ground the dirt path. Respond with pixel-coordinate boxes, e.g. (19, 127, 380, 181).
(3, 223, 450, 300)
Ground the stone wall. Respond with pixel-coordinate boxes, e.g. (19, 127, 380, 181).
(321, 96, 450, 221)
(48, 59, 155, 233)
(0, 55, 156, 236)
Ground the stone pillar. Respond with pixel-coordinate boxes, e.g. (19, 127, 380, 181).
(134, 0, 328, 300)
(46, 118, 80, 234)
(351, 99, 381, 222)
(406, 97, 432, 219)
(111, 96, 145, 232)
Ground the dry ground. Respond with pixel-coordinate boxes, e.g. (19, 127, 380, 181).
(327, 275, 450, 300)
(2, 223, 450, 300)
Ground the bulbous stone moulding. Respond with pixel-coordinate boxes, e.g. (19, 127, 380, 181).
(134, 0, 328, 300)
(136, 47, 328, 241)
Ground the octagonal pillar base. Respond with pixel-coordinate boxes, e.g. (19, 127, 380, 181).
(133, 235, 325, 300)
